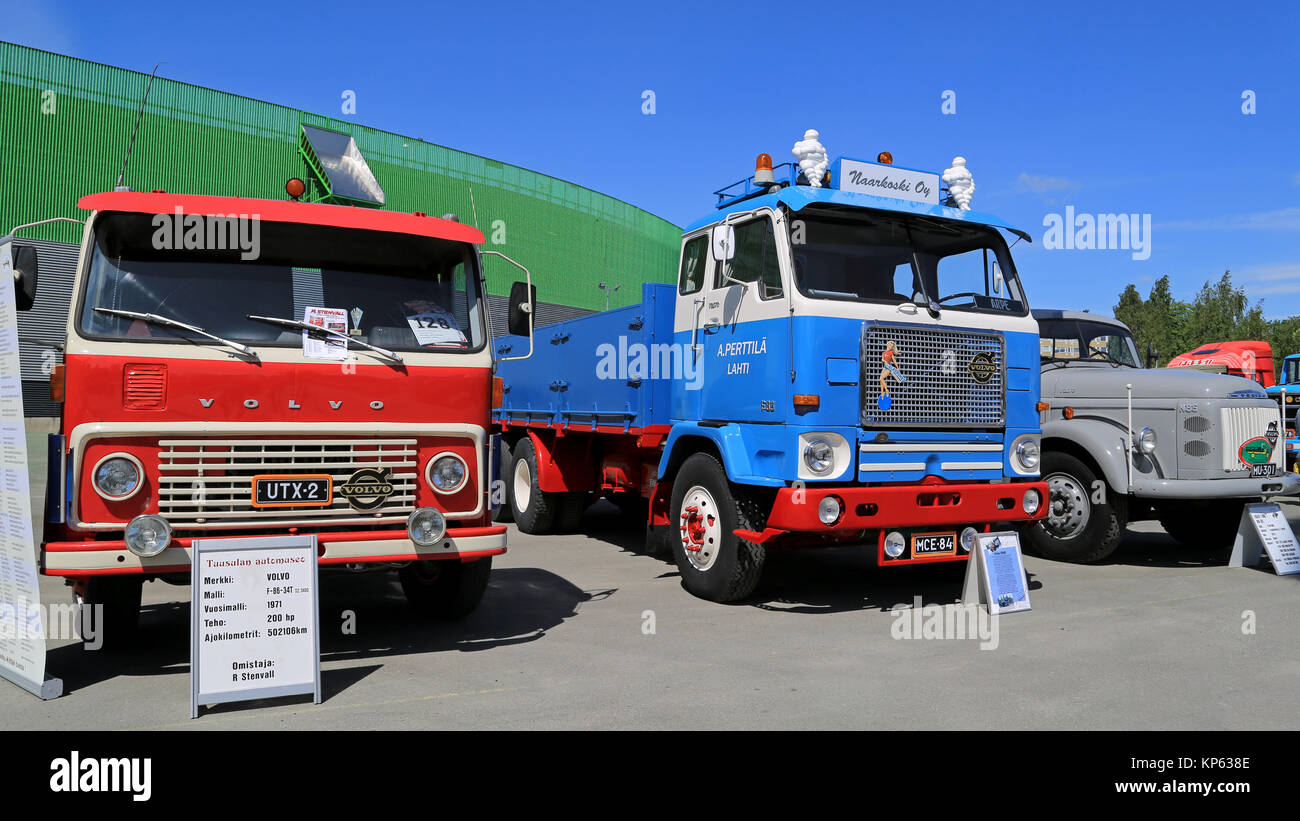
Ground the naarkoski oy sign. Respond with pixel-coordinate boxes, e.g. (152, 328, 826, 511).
(191, 535, 321, 718)
(836, 158, 940, 205)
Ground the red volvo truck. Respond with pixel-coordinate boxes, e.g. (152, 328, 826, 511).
(10, 187, 533, 644)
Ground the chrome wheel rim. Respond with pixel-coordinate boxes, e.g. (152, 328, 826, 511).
(1043, 472, 1090, 539)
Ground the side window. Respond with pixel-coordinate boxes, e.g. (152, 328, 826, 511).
(718, 217, 783, 299)
(679, 235, 709, 295)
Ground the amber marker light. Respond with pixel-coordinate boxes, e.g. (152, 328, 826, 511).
(877, 151, 894, 165)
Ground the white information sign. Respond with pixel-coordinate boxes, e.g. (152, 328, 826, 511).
(961, 531, 1032, 615)
(301, 306, 348, 360)
(0, 240, 60, 699)
(837, 158, 940, 205)
(405, 302, 467, 347)
(191, 535, 321, 718)
(1229, 502, 1300, 575)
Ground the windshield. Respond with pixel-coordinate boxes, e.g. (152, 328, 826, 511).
(789, 208, 1027, 315)
(78, 212, 486, 353)
(1038, 318, 1141, 367)
(1285, 358, 1300, 385)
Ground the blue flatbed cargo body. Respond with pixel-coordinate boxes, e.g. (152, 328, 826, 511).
(495, 282, 676, 432)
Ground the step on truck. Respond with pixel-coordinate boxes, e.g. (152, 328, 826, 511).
(7, 182, 536, 645)
(493, 131, 1050, 601)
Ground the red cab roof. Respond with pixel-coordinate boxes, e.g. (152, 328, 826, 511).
(77, 191, 485, 245)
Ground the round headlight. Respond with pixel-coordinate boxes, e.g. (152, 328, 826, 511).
(1022, 489, 1041, 515)
(1137, 427, 1157, 454)
(124, 514, 171, 558)
(1014, 438, 1040, 472)
(960, 527, 978, 552)
(818, 495, 842, 526)
(883, 531, 906, 558)
(427, 454, 468, 494)
(407, 507, 447, 546)
(93, 454, 142, 500)
(803, 438, 834, 475)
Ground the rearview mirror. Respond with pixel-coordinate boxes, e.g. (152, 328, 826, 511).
(710, 224, 735, 261)
(0, 239, 38, 311)
(508, 280, 536, 338)
(1145, 343, 1158, 369)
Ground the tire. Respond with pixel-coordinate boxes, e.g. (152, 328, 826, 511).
(1025, 451, 1127, 563)
(1158, 500, 1250, 548)
(553, 493, 589, 532)
(399, 558, 492, 619)
(492, 439, 514, 523)
(76, 576, 143, 652)
(509, 437, 555, 534)
(668, 453, 766, 602)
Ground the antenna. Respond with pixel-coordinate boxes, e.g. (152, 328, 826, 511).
(115, 61, 165, 191)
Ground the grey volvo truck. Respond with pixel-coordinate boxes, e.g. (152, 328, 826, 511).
(1028, 309, 1298, 562)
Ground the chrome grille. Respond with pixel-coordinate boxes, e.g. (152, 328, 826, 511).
(1218, 407, 1283, 472)
(156, 437, 418, 529)
(859, 322, 1005, 428)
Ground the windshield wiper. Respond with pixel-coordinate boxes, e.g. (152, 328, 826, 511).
(95, 308, 258, 359)
(246, 315, 403, 363)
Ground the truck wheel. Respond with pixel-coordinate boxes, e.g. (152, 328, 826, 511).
(492, 440, 514, 523)
(1158, 500, 1249, 548)
(509, 437, 555, 533)
(1025, 452, 1127, 563)
(399, 558, 492, 619)
(669, 453, 765, 602)
(554, 493, 589, 532)
(76, 576, 144, 652)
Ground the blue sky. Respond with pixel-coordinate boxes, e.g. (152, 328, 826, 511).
(5, 0, 1299, 317)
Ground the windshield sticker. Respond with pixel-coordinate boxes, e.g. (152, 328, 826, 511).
(302, 306, 348, 360)
(878, 340, 907, 410)
(404, 300, 467, 347)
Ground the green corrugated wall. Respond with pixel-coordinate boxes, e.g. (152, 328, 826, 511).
(0, 41, 680, 310)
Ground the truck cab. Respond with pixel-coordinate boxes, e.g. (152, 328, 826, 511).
(495, 135, 1049, 602)
(1265, 352, 1300, 469)
(14, 188, 516, 644)
(1031, 310, 1297, 561)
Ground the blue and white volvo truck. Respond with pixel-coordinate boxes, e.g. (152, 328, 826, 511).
(493, 132, 1049, 601)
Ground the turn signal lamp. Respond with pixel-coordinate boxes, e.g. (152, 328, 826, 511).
(1063, 406, 1075, 420)
(793, 394, 820, 408)
(877, 151, 894, 165)
(754, 153, 775, 186)
(49, 364, 65, 402)
(492, 376, 504, 409)
(285, 177, 306, 200)
(1035, 401, 1049, 412)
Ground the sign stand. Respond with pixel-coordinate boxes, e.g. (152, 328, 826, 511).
(0, 239, 62, 701)
(961, 531, 1032, 615)
(1229, 502, 1300, 575)
(191, 535, 321, 718)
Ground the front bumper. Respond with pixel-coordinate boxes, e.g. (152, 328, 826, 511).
(1130, 472, 1300, 500)
(42, 526, 508, 577)
(736, 480, 1049, 543)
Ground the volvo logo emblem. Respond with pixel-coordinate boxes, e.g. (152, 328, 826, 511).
(336, 467, 396, 511)
(968, 352, 997, 384)
(197, 398, 372, 409)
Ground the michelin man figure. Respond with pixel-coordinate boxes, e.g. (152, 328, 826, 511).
(943, 157, 975, 210)
(792, 129, 829, 188)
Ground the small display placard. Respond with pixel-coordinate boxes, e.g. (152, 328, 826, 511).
(191, 535, 321, 718)
(1230, 502, 1300, 575)
(961, 531, 1032, 615)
